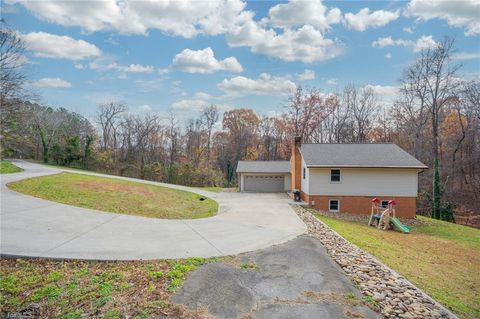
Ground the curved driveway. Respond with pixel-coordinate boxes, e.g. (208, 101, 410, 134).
(1, 160, 306, 260)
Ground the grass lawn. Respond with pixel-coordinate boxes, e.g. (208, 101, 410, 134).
(0, 257, 217, 318)
(0, 160, 23, 174)
(8, 172, 218, 219)
(315, 213, 480, 319)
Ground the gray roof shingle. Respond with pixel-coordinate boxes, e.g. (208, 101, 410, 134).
(236, 161, 291, 173)
(300, 143, 427, 168)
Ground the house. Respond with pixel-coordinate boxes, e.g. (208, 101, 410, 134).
(237, 137, 427, 218)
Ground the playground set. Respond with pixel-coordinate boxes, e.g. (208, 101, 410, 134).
(368, 198, 411, 233)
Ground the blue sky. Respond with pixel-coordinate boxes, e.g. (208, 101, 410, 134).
(3, 0, 480, 121)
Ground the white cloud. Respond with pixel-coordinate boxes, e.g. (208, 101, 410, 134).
(372, 35, 437, 52)
(194, 92, 213, 100)
(172, 47, 242, 74)
(227, 22, 343, 63)
(407, 0, 480, 36)
(218, 73, 296, 96)
(453, 52, 480, 60)
(9, 0, 252, 38)
(74, 63, 85, 69)
(171, 91, 232, 111)
(266, 0, 342, 31)
(364, 84, 399, 105)
(88, 59, 154, 73)
(412, 35, 437, 52)
(138, 104, 152, 112)
(326, 78, 338, 85)
(403, 27, 414, 34)
(385, 52, 392, 59)
(345, 8, 399, 31)
(122, 64, 155, 73)
(298, 69, 315, 81)
(22, 32, 101, 60)
(33, 77, 72, 88)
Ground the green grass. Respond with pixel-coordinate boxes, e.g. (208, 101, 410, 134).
(0, 257, 216, 318)
(8, 172, 218, 219)
(315, 213, 480, 319)
(0, 160, 23, 174)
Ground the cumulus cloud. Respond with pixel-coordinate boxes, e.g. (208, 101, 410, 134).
(8, 0, 252, 38)
(227, 22, 343, 63)
(218, 73, 296, 96)
(298, 69, 315, 81)
(406, 0, 480, 36)
(22, 32, 101, 60)
(172, 47, 242, 74)
(267, 0, 342, 31)
(372, 35, 437, 52)
(345, 8, 399, 31)
(33, 77, 72, 88)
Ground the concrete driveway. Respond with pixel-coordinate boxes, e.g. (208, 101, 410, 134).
(172, 235, 380, 319)
(0, 160, 306, 260)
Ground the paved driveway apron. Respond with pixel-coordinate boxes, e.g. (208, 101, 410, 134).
(172, 235, 381, 319)
(1, 160, 306, 260)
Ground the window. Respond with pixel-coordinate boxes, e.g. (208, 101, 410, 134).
(381, 200, 389, 208)
(329, 199, 339, 212)
(303, 168, 306, 179)
(330, 169, 341, 182)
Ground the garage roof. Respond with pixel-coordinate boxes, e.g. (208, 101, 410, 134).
(237, 161, 291, 173)
(300, 143, 427, 168)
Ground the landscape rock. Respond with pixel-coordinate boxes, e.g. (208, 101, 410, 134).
(292, 205, 458, 319)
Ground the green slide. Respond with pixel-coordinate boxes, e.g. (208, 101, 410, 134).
(390, 217, 411, 233)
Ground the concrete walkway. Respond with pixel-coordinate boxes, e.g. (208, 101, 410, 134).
(0, 160, 306, 260)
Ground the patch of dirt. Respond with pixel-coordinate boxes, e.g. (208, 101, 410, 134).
(75, 180, 155, 196)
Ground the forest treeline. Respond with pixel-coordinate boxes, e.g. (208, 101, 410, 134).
(1, 24, 479, 222)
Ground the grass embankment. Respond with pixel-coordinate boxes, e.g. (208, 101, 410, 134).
(315, 214, 480, 319)
(0, 257, 217, 318)
(0, 160, 23, 174)
(8, 172, 218, 219)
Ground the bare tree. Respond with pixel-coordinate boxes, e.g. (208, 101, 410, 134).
(0, 20, 30, 107)
(200, 104, 219, 164)
(401, 37, 461, 219)
(96, 102, 127, 154)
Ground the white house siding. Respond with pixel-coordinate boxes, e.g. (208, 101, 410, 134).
(301, 157, 309, 194)
(307, 168, 418, 197)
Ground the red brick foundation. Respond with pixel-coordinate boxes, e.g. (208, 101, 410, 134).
(301, 193, 417, 219)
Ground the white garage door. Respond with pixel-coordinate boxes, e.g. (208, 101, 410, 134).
(243, 175, 285, 192)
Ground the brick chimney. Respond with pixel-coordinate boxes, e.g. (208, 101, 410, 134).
(291, 136, 302, 192)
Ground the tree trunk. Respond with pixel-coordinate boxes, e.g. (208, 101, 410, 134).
(432, 106, 441, 219)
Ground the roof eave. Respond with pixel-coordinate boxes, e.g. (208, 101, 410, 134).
(306, 165, 428, 169)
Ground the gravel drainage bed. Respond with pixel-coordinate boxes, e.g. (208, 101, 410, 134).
(293, 205, 458, 319)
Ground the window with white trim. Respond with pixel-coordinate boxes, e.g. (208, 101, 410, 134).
(330, 169, 341, 182)
(329, 199, 340, 212)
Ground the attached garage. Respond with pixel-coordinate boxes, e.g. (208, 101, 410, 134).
(244, 175, 285, 192)
(237, 161, 291, 193)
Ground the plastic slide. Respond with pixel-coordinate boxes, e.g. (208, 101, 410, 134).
(390, 217, 411, 233)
